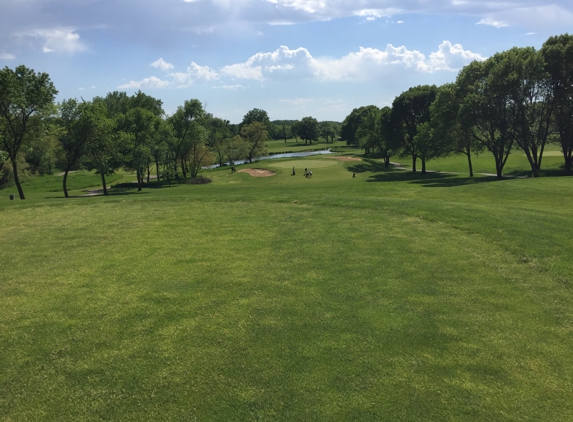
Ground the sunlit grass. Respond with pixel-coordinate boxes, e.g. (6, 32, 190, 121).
(1, 154, 573, 420)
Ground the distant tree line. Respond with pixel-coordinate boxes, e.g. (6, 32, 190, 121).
(340, 33, 573, 178)
(0, 71, 339, 199)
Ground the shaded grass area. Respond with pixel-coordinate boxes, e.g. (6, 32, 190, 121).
(398, 146, 567, 177)
(16, 171, 124, 194)
(1, 155, 573, 420)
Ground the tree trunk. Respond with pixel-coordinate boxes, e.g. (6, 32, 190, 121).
(421, 158, 426, 174)
(63, 169, 70, 198)
(181, 158, 187, 179)
(412, 155, 417, 172)
(564, 153, 573, 175)
(523, 149, 539, 177)
(466, 152, 474, 177)
(147, 167, 150, 184)
(101, 172, 108, 195)
(136, 169, 142, 191)
(385, 156, 390, 168)
(155, 158, 160, 182)
(11, 158, 25, 200)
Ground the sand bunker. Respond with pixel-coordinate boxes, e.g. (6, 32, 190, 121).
(326, 156, 362, 162)
(238, 168, 276, 177)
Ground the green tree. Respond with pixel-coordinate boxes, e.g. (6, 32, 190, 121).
(291, 120, 301, 143)
(320, 123, 338, 144)
(506, 47, 554, 177)
(355, 107, 383, 154)
(84, 118, 119, 195)
(279, 124, 291, 143)
(119, 107, 161, 191)
(168, 99, 204, 179)
(390, 85, 438, 173)
(340, 105, 378, 147)
(456, 56, 519, 178)
(296, 116, 319, 145)
(205, 115, 232, 167)
(541, 33, 573, 174)
(430, 83, 481, 176)
(241, 122, 268, 163)
(226, 135, 248, 165)
(0, 65, 57, 199)
(58, 99, 87, 198)
(240, 108, 270, 132)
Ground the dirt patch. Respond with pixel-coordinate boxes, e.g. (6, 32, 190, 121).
(326, 156, 362, 162)
(238, 168, 276, 177)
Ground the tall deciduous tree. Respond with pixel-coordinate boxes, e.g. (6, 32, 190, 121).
(119, 107, 161, 191)
(541, 33, 573, 174)
(297, 116, 319, 145)
(456, 57, 517, 178)
(355, 106, 382, 154)
(240, 108, 270, 132)
(340, 105, 378, 147)
(0, 65, 57, 199)
(430, 83, 480, 177)
(390, 85, 438, 173)
(241, 122, 268, 163)
(168, 99, 204, 179)
(507, 47, 553, 177)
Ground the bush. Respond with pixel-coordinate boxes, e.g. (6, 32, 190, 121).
(186, 176, 211, 185)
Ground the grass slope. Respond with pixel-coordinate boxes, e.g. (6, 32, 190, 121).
(1, 156, 572, 421)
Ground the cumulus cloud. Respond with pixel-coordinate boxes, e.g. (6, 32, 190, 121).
(221, 45, 315, 80)
(118, 76, 170, 89)
(151, 58, 174, 71)
(427, 40, 486, 71)
(220, 42, 483, 83)
(0, 53, 15, 60)
(170, 62, 219, 87)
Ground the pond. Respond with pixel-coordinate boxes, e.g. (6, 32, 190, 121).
(204, 149, 333, 169)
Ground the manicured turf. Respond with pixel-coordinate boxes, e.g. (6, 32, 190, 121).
(1, 155, 572, 421)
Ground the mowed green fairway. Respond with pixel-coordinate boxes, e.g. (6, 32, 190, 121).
(1, 156, 573, 421)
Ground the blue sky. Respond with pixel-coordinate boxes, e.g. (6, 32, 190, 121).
(1, 0, 572, 123)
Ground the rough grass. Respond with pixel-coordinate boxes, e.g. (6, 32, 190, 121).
(1, 154, 573, 421)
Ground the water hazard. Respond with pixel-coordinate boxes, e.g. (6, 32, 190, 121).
(205, 149, 333, 169)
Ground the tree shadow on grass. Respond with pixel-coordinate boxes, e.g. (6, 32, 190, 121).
(362, 168, 502, 187)
(347, 159, 400, 174)
(347, 159, 502, 187)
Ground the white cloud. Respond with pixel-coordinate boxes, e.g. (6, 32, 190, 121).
(170, 62, 219, 87)
(477, 5, 573, 29)
(355, 9, 392, 21)
(221, 45, 315, 80)
(0, 53, 15, 60)
(19, 28, 87, 53)
(216, 84, 246, 90)
(220, 42, 484, 83)
(118, 76, 170, 89)
(477, 18, 508, 28)
(427, 40, 486, 71)
(151, 58, 174, 71)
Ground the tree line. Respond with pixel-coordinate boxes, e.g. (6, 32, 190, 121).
(340, 33, 573, 178)
(0, 69, 338, 199)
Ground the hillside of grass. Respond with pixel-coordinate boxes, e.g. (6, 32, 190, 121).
(1, 153, 572, 421)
